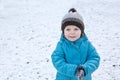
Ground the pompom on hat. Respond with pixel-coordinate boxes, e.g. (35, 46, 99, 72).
(61, 8, 85, 36)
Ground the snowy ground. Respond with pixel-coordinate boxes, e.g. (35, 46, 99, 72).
(0, 0, 120, 80)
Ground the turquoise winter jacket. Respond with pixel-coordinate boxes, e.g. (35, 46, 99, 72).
(51, 34, 100, 80)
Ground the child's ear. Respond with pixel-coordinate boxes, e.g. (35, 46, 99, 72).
(80, 33, 84, 38)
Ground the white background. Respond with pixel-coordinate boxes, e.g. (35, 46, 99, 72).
(0, 0, 120, 80)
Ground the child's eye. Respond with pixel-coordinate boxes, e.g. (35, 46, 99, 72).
(66, 28, 70, 31)
(74, 28, 79, 30)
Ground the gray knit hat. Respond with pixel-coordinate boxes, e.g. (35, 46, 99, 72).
(61, 8, 84, 35)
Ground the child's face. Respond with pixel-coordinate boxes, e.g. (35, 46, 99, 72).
(64, 25, 81, 42)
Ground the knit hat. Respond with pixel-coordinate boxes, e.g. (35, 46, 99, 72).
(61, 8, 84, 35)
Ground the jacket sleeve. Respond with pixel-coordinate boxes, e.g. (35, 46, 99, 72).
(82, 41, 100, 75)
(51, 42, 77, 77)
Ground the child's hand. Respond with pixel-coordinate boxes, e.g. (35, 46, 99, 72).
(77, 69, 84, 80)
(75, 66, 85, 80)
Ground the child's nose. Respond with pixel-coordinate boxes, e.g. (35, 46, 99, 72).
(70, 30, 75, 34)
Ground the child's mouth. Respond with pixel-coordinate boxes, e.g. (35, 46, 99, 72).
(69, 36, 76, 38)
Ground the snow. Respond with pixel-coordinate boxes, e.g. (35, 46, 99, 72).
(0, 0, 120, 80)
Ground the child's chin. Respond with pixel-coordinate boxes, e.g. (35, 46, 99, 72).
(69, 39, 76, 42)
